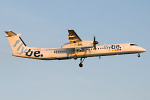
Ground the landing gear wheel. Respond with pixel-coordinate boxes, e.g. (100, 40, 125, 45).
(138, 53, 140, 57)
(79, 63, 83, 67)
(74, 55, 77, 60)
(79, 58, 85, 67)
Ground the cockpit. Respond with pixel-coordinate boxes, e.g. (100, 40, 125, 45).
(130, 43, 138, 46)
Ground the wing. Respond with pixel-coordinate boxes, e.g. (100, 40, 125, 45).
(68, 29, 82, 44)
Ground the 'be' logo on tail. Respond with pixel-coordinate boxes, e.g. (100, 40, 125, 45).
(25, 49, 43, 57)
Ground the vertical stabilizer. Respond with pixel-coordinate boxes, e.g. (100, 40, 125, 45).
(5, 31, 28, 55)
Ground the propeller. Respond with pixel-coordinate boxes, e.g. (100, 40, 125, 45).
(93, 36, 99, 50)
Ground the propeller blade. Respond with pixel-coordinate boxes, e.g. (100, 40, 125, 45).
(93, 36, 98, 50)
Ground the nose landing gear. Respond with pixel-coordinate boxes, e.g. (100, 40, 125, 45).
(138, 53, 140, 57)
(79, 58, 85, 67)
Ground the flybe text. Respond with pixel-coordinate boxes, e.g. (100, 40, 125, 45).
(104, 45, 122, 51)
(26, 49, 43, 57)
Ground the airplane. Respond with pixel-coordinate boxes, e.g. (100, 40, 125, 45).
(5, 29, 146, 67)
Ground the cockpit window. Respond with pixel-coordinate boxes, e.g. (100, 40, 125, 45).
(130, 44, 138, 46)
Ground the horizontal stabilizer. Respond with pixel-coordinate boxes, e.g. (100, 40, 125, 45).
(5, 31, 17, 37)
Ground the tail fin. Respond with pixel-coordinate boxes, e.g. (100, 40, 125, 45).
(5, 31, 28, 55)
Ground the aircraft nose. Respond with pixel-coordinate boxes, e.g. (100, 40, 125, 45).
(143, 48, 146, 52)
(140, 48, 146, 52)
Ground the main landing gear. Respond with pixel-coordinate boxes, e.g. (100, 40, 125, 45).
(79, 58, 85, 67)
(73, 54, 85, 67)
(73, 55, 77, 60)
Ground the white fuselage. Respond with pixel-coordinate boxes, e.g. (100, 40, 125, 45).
(5, 30, 146, 67)
(13, 43, 146, 60)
